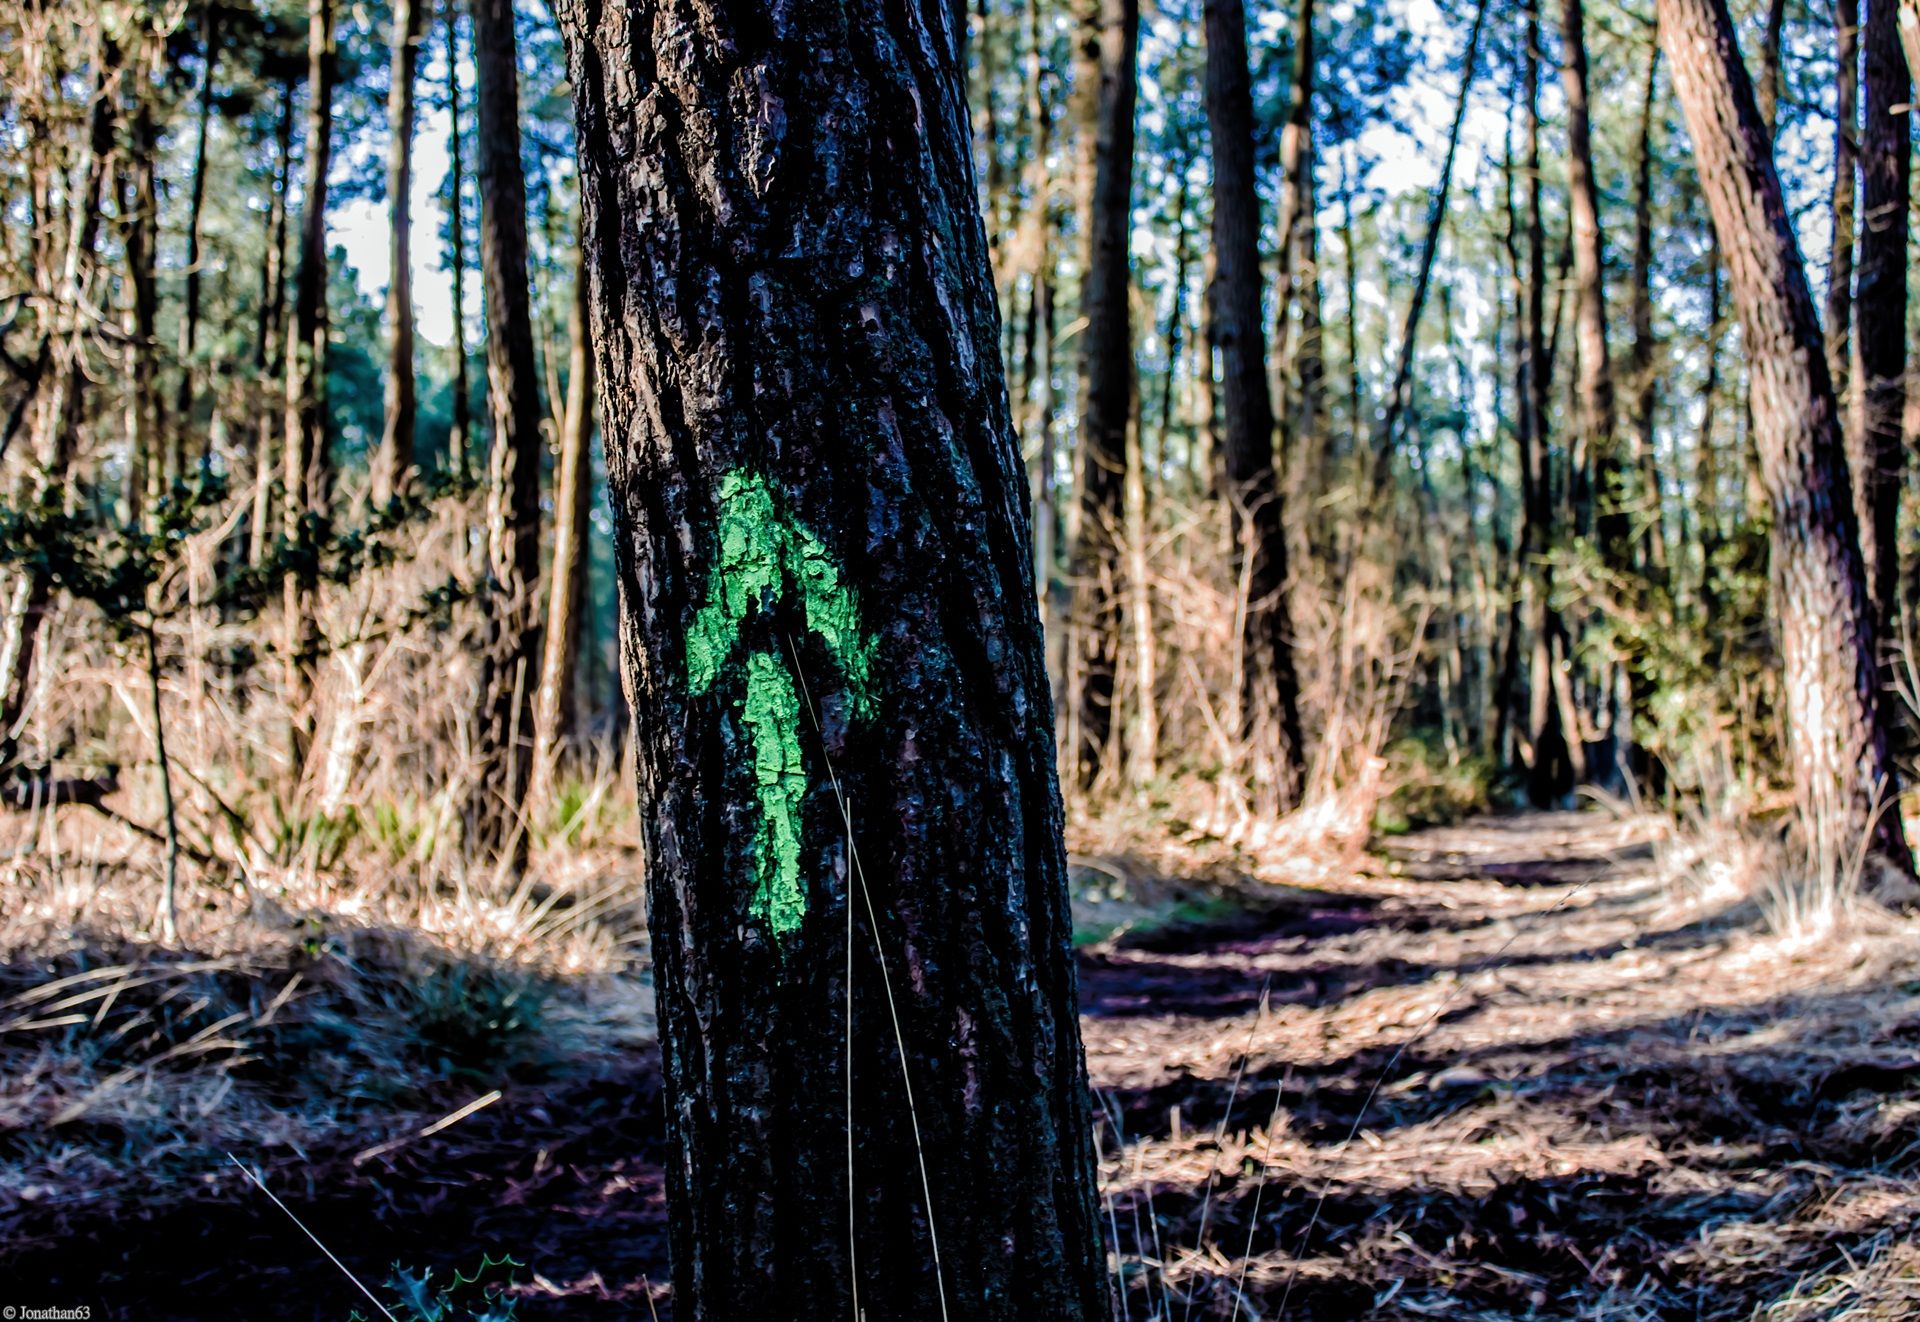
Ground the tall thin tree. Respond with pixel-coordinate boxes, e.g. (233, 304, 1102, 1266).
(468, 0, 546, 860)
(374, 0, 427, 505)
(1206, 0, 1309, 811)
(1065, 0, 1139, 788)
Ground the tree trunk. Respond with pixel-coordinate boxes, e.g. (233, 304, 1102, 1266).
(120, 44, 161, 528)
(1628, 41, 1668, 581)
(468, 0, 545, 862)
(1561, 0, 1627, 574)
(532, 246, 593, 797)
(1854, 0, 1908, 650)
(375, 0, 426, 506)
(282, 0, 335, 772)
(1207, 0, 1308, 812)
(1757, 0, 1788, 132)
(1697, 240, 1724, 617)
(173, 0, 219, 476)
(250, 77, 296, 570)
(1521, 0, 1575, 805)
(444, 0, 473, 484)
(554, 0, 1110, 1315)
(1064, 0, 1138, 789)
(1658, 0, 1914, 873)
(1827, 0, 1858, 406)
(1271, 0, 1314, 453)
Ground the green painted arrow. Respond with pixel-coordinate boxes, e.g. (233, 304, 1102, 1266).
(687, 469, 876, 939)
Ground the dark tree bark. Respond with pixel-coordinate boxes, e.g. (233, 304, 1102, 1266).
(468, 0, 545, 861)
(282, 0, 335, 769)
(1658, 0, 1914, 873)
(1854, 0, 1907, 649)
(374, 0, 427, 506)
(174, 0, 219, 475)
(555, 0, 1109, 1316)
(1064, 0, 1138, 789)
(1207, 0, 1308, 811)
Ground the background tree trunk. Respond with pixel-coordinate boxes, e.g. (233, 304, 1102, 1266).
(1206, 0, 1308, 812)
(173, 0, 219, 478)
(1827, 0, 1858, 407)
(1854, 0, 1908, 651)
(444, 0, 473, 484)
(282, 0, 335, 772)
(1658, 0, 1914, 874)
(374, 0, 426, 506)
(1065, 0, 1138, 789)
(469, 0, 545, 862)
(1520, 0, 1575, 805)
(532, 246, 593, 797)
(555, 0, 1110, 1315)
(249, 77, 296, 570)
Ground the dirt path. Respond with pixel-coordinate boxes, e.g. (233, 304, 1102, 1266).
(1083, 811, 1920, 1319)
(9, 811, 1920, 1318)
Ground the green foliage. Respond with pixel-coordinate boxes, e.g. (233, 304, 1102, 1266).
(350, 1255, 524, 1322)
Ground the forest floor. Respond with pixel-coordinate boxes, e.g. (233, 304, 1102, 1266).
(7, 809, 1920, 1319)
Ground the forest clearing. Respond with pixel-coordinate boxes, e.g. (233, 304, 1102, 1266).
(8, 0, 1920, 1310)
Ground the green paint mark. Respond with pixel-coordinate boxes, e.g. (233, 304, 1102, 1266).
(687, 469, 876, 940)
(742, 651, 808, 935)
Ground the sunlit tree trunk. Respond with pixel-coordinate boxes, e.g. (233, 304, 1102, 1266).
(532, 248, 593, 798)
(1207, 0, 1307, 812)
(1064, 0, 1138, 788)
(468, 0, 545, 862)
(1658, 0, 1914, 874)
(555, 0, 1111, 1313)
